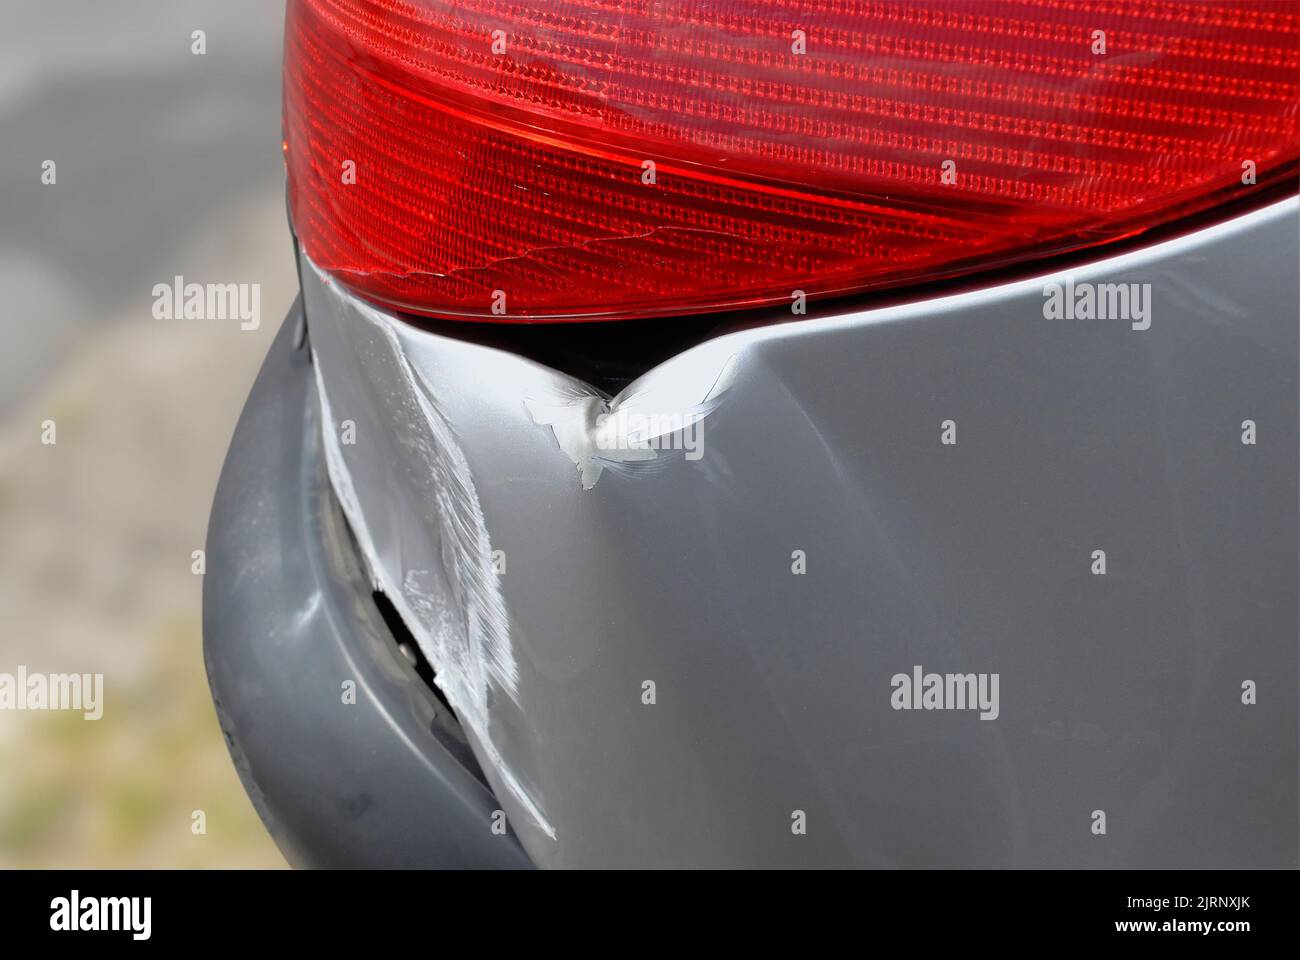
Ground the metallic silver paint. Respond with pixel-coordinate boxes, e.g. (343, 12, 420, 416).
(304, 200, 1299, 868)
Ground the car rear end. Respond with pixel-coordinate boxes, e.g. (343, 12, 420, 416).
(205, 0, 1300, 868)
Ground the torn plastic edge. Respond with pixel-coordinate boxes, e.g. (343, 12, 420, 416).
(522, 340, 741, 490)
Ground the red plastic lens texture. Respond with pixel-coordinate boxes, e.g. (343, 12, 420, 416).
(284, 0, 1300, 322)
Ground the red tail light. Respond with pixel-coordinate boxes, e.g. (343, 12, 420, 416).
(284, 0, 1299, 322)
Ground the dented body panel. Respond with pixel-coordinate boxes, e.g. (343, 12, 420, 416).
(300, 199, 1299, 868)
(202, 302, 532, 869)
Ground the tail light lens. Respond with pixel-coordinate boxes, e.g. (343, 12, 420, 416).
(284, 0, 1299, 322)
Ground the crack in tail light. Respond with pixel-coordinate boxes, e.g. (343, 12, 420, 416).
(284, 0, 1300, 322)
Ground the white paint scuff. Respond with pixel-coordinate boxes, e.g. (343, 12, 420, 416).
(311, 316, 556, 842)
(524, 350, 739, 490)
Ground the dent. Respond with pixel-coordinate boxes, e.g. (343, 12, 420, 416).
(523, 340, 740, 489)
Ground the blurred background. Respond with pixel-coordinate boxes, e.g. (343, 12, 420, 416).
(0, 1, 294, 866)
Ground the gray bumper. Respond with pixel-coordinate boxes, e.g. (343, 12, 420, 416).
(201, 299, 533, 869)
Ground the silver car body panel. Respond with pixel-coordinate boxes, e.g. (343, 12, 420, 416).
(303, 198, 1299, 868)
(202, 300, 534, 869)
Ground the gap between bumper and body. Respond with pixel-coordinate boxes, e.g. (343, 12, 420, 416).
(202, 301, 532, 869)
